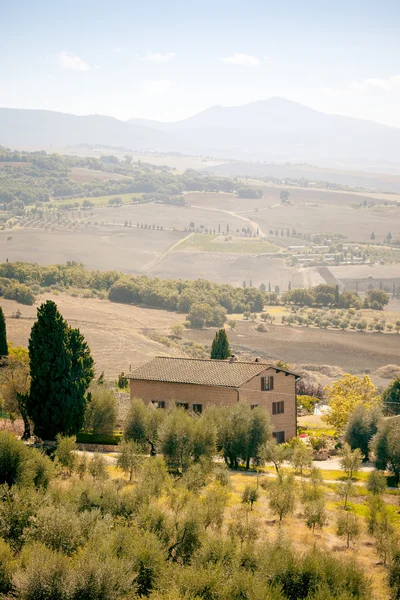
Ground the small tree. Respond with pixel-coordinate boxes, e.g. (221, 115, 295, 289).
(210, 329, 231, 359)
(323, 374, 381, 431)
(242, 485, 259, 510)
(227, 508, 260, 548)
(345, 404, 381, 460)
(372, 419, 400, 485)
(0, 344, 31, 439)
(88, 453, 108, 480)
(171, 323, 184, 339)
(117, 372, 128, 389)
(336, 510, 360, 548)
(303, 496, 328, 534)
(290, 443, 313, 476)
(266, 473, 296, 522)
(337, 479, 356, 510)
(85, 385, 117, 435)
(389, 551, 400, 599)
(0, 307, 8, 357)
(339, 444, 362, 480)
(382, 377, 400, 416)
(117, 440, 144, 481)
(367, 470, 386, 496)
(259, 440, 292, 477)
(54, 435, 76, 476)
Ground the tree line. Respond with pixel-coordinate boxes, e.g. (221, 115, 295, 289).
(0, 147, 243, 208)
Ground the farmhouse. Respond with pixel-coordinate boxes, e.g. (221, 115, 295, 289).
(127, 356, 300, 442)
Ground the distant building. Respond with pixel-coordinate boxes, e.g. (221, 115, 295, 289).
(127, 356, 300, 442)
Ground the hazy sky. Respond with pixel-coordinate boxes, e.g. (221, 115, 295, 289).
(2, 0, 400, 126)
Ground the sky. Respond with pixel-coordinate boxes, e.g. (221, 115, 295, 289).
(2, 0, 400, 126)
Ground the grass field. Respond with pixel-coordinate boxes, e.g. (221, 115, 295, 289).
(174, 233, 283, 254)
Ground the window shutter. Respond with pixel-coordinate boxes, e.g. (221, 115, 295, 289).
(269, 376, 274, 390)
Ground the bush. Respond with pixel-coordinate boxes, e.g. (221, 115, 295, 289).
(13, 542, 72, 600)
(23, 505, 83, 555)
(0, 431, 26, 486)
(0, 538, 14, 595)
(76, 432, 122, 445)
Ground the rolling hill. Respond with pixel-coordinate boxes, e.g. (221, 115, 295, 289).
(0, 108, 178, 152)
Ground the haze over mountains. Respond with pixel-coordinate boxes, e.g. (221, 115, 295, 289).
(2, 98, 400, 168)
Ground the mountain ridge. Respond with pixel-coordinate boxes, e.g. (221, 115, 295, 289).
(1, 98, 400, 166)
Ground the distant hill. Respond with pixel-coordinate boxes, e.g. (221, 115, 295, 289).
(129, 97, 400, 165)
(3, 99, 400, 167)
(0, 108, 179, 152)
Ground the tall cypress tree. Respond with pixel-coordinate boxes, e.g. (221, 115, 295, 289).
(210, 329, 231, 359)
(0, 307, 8, 357)
(26, 300, 94, 440)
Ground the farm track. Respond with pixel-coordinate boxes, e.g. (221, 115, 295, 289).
(190, 204, 266, 236)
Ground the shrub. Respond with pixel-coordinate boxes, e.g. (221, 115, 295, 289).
(23, 505, 83, 555)
(0, 431, 26, 486)
(0, 538, 14, 595)
(13, 542, 72, 600)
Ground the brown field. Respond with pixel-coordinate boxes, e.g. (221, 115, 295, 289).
(3, 294, 398, 385)
(69, 167, 129, 183)
(1, 294, 185, 377)
(185, 191, 397, 242)
(93, 201, 248, 233)
(2, 189, 399, 293)
(147, 251, 295, 288)
(0, 227, 186, 273)
(184, 319, 400, 384)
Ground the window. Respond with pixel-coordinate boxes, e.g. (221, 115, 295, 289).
(193, 404, 203, 414)
(273, 431, 285, 444)
(250, 404, 258, 410)
(272, 401, 284, 415)
(261, 376, 274, 391)
(176, 402, 189, 410)
(151, 400, 166, 409)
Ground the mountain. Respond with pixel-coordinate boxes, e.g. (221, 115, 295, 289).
(129, 97, 400, 165)
(2, 100, 400, 167)
(0, 108, 179, 151)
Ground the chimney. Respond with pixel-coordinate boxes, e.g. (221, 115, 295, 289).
(255, 357, 261, 363)
(229, 355, 237, 363)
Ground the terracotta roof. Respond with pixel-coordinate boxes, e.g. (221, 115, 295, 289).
(127, 356, 299, 388)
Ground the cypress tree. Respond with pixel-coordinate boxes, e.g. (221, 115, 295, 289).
(210, 329, 231, 360)
(0, 307, 8, 357)
(26, 300, 94, 440)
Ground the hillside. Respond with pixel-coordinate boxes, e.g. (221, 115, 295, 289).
(2, 293, 399, 383)
(0, 108, 178, 151)
(129, 97, 400, 166)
